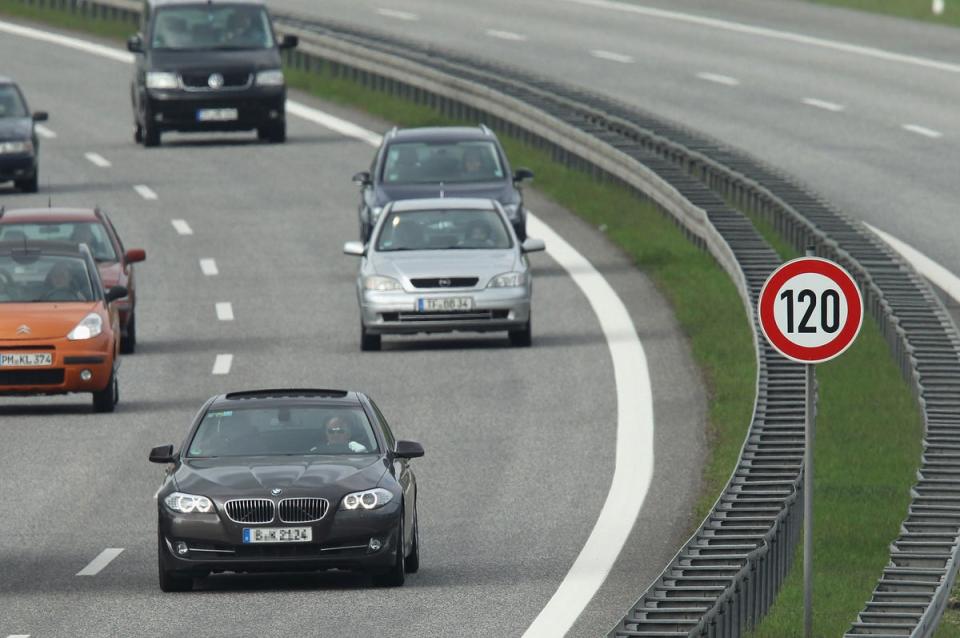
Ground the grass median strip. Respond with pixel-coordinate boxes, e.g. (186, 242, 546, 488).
(807, 0, 960, 28)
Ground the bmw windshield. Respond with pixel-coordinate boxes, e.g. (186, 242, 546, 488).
(150, 5, 275, 50)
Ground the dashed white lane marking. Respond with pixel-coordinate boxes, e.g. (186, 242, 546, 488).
(7, 634, 31, 637)
(171, 219, 193, 235)
(215, 302, 234, 321)
(376, 8, 418, 20)
(803, 97, 845, 112)
(865, 223, 960, 304)
(34, 124, 56, 139)
(902, 123, 942, 139)
(486, 29, 528, 42)
(560, 0, 960, 74)
(696, 71, 740, 86)
(76, 548, 124, 576)
(199, 258, 218, 276)
(212, 354, 233, 375)
(133, 184, 158, 200)
(590, 49, 634, 64)
(84, 152, 111, 168)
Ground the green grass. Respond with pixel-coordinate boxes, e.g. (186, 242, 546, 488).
(807, 0, 960, 28)
(0, 0, 134, 40)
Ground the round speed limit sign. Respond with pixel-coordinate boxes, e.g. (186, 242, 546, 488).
(758, 257, 863, 364)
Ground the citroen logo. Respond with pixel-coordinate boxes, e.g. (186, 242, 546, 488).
(438, 278, 451, 287)
(271, 488, 282, 496)
(208, 73, 225, 89)
(16, 325, 30, 335)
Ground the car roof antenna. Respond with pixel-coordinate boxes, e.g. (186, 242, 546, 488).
(47, 196, 52, 208)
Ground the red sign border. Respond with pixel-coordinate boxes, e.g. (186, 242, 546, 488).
(758, 257, 863, 364)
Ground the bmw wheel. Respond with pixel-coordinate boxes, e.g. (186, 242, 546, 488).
(405, 501, 420, 574)
(157, 532, 193, 592)
(372, 517, 405, 587)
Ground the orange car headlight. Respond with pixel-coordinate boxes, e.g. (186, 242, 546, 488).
(67, 313, 103, 341)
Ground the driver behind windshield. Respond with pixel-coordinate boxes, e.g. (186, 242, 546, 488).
(41, 261, 89, 302)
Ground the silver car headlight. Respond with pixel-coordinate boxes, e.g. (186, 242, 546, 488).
(164, 492, 214, 514)
(0, 140, 33, 155)
(146, 71, 179, 89)
(255, 69, 285, 86)
(340, 488, 393, 511)
(67, 313, 103, 340)
(487, 271, 527, 288)
(363, 275, 403, 292)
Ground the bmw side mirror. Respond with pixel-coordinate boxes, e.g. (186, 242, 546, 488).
(105, 285, 129, 303)
(125, 248, 146, 264)
(394, 440, 424, 459)
(149, 444, 175, 464)
(279, 34, 299, 50)
(352, 171, 371, 187)
(513, 168, 534, 183)
(32, 111, 48, 122)
(343, 240, 365, 257)
(522, 238, 545, 253)
(127, 34, 144, 53)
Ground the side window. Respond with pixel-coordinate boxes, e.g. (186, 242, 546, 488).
(369, 400, 396, 451)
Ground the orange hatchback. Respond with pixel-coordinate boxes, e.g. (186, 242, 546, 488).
(0, 240, 127, 412)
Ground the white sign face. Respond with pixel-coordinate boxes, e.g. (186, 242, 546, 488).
(772, 272, 849, 349)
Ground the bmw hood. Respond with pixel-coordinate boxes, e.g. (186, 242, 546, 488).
(371, 250, 520, 288)
(375, 181, 514, 206)
(175, 456, 387, 497)
(148, 47, 281, 73)
(0, 118, 32, 141)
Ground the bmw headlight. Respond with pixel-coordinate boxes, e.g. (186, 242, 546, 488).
(487, 271, 527, 288)
(340, 488, 393, 511)
(502, 204, 521, 220)
(363, 275, 403, 292)
(0, 140, 33, 155)
(164, 492, 214, 514)
(255, 69, 285, 87)
(67, 313, 103, 340)
(145, 71, 179, 89)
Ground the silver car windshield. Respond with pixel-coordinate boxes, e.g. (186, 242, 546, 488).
(376, 209, 513, 252)
(0, 84, 27, 119)
(0, 223, 117, 262)
(382, 141, 505, 184)
(0, 254, 95, 303)
(151, 5, 275, 50)
(187, 406, 380, 457)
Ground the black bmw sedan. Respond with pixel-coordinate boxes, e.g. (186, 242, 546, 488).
(0, 77, 47, 193)
(149, 389, 423, 591)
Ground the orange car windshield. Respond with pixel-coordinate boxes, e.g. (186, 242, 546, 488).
(0, 255, 95, 303)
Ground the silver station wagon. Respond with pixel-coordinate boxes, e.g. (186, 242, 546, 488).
(343, 198, 545, 351)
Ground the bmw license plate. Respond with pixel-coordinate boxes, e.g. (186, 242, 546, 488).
(418, 297, 474, 312)
(0, 353, 53, 367)
(243, 527, 312, 544)
(196, 108, 238, 122)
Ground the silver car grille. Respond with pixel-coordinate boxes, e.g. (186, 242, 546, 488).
(224, 498, 275, 524)
(278, 498, 329, 523)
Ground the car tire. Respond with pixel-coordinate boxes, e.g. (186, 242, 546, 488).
(361, 325, 381, 352)
(92, 371, 119, 413)
(509, 320, 532, 347)
(405, 502, 420, 574)
(158, 533, 193, 592)
(15, 172, 38, 194)
(134, 123, 143, 144)
(143, 121, 160, 148)
(120, 313, 137, 354)
(515, 222, 527, 242)
(372, 517, 405, 587)
(360, 220, 372, 243)
(259, 120, 286, 144)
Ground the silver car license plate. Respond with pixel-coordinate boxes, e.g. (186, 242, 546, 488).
(418, 297, 474, 312)
(0, 353, 53, 367)
(242, 527, 312, 543)
(197, 108, 238, 122)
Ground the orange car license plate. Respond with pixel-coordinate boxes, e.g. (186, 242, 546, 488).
(0, 353, 53, 367)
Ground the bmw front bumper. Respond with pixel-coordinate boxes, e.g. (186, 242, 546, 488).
(360, 286, 531, 335)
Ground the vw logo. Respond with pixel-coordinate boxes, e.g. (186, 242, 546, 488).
(16, 325, 30, 335)
(208, 73, 225, 89)
(438, 278, 451, 287)
(271, 488, 282, 496)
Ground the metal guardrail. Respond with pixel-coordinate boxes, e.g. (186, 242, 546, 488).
(8, 1, 959, 635)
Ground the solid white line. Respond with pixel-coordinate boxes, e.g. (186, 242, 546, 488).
(802, 97, 845, 112)
(902, 123, 942, 139)
(865, 223, 960, 304)
(34, 124, 56, 139)
(696, 72, 740, 86)
(199, 258, 218, 276)
(171, 219, 193, 235)
(376, 8, 418, 21)
(0, 23, 656, 634)
(212, 354, 233, 375)
(84, 152, 111, 168)
(486, 29, 528, 42)
(560, 0, 960, 74)
(133, 184, 158, 200)
(590, 49, 634, 64)
(0, 19, 133, 63)
(215, 302, 234, 321)
(76, 548, 124, 576)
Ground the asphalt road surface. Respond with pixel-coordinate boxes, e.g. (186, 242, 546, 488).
(0, 24, 706, 638)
